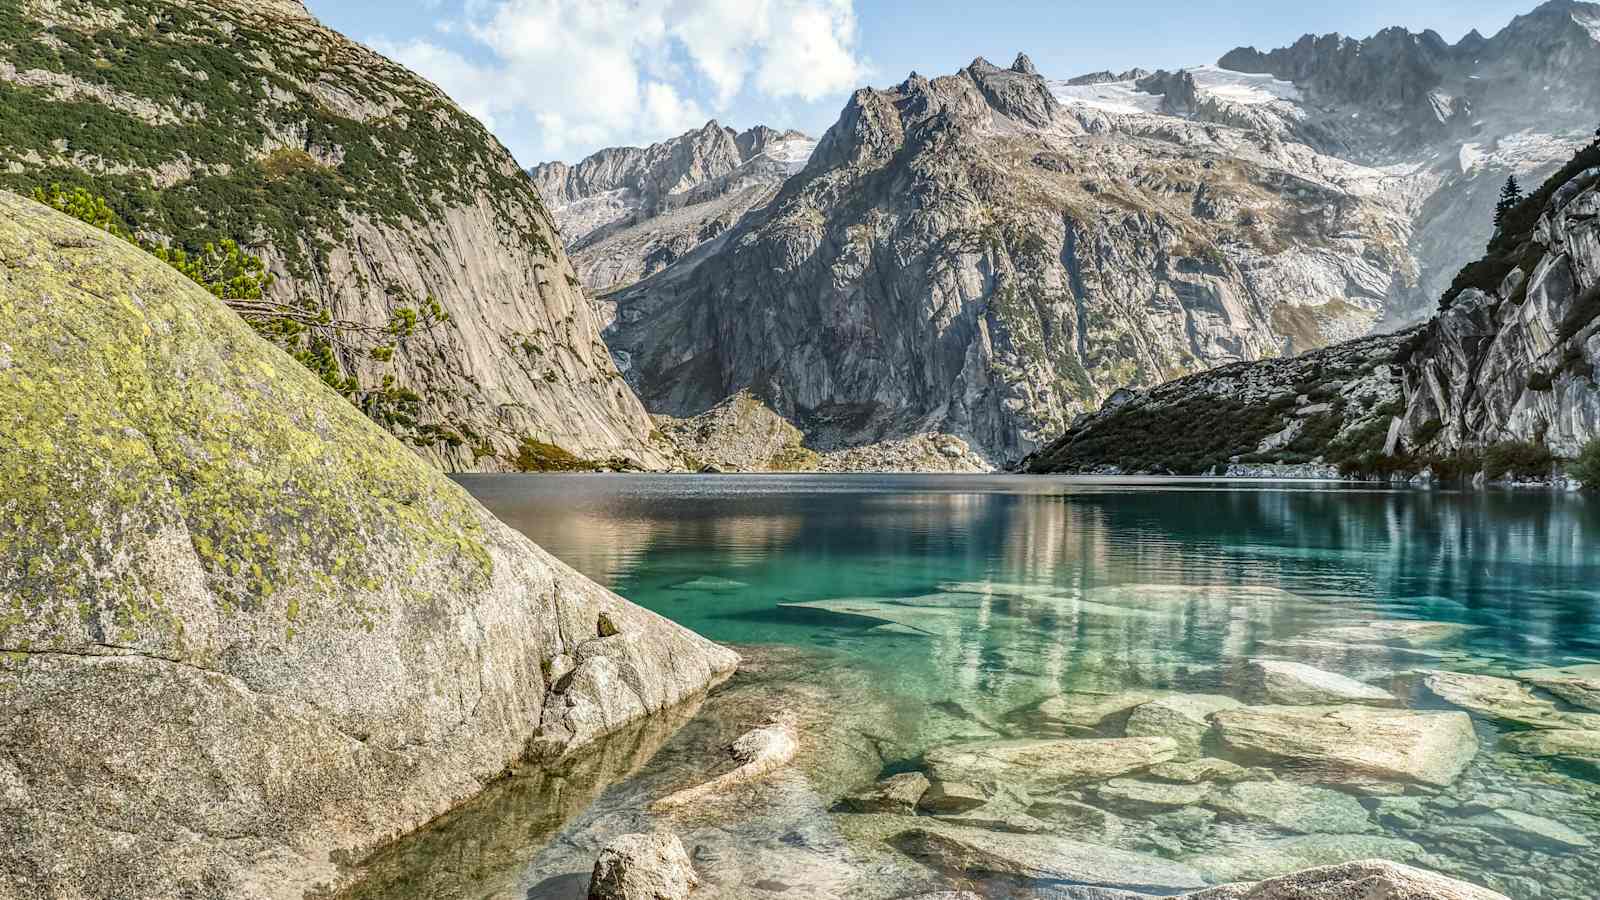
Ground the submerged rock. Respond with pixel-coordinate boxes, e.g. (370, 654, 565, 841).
(1464, 808, 1593, 851)
(1205, 781, 1377, 835)
(1304, 621, 1475, 647)
(1423, 671, 1565, 727)
(892, 822, 1207, 893)
(1125, 694, 1243, 758)
(0, 194, 738, 898)
(653, 716, 799, 812)
(1187, 834, 1427, 884)
(923, 736, 1179, 789)
(916, 781, 991, 815)
(839, 772, 930, 814)
(588, 832, 699, 900)
(1499, 729, 1600, 771)
(1179, 859, 1510, 899)
(1147, 758, 1251, 785)
(1244, 659, 1395, 706)
(1515, 664, 1600, 712)
(1093, 777, 1209, 813)
(1033, 690, 1160, 731)
(1213, 706, 1477, 787)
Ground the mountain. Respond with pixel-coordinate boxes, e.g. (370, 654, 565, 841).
(530, 121, 815, 293)
(533, 3, 1600, 468)
(0, 0, 671, 471)
(598, 55, 1421, 464)
(1026, 141, 1600, 480)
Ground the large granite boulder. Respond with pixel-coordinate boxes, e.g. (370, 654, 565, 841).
(0, 194, 739, 899)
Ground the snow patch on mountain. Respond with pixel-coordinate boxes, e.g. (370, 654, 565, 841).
(1188, 64, 1302, 104)
(1048, 78, 1162, 115)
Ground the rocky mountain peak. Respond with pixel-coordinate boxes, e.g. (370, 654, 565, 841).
(1011, 53, 1039, 75)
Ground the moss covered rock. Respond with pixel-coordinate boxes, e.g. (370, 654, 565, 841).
(0, 192, 738, 899)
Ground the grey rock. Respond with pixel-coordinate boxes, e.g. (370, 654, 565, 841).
(1244, 659, 1396, 706)
(1516, 664, 1600, 712)
(917, 780, 991, 815)
(924, 736, 1179, 789)
(588, 832, 699, 900)
(1205, 781, 1377, 835)
(840, 772, 931, 814)
(1423, 670, 1569, 727)
(1093, 777, 1209, 813)
(1034, 690, 1162, 731)
(1187, 835, 1428, 884)
(1213, 705, 1477, 787)
(0, 195, 739, 899)
(1125, 694, 1243, 758)
(1180, 859, 1510, 899)
(1465, 808, 1593, 851)
(891, 823, 1207, 893)
(1147, 758, 1251, 785)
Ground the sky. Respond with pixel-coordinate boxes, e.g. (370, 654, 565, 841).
(306, 0, 1543, 168)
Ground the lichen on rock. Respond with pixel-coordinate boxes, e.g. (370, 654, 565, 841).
(0, 191, 738, 899)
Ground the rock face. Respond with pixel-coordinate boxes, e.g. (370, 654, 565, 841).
(0, 0, 671, 471)
(531, 121, 815, 293)
(1029, 150, 1600, 475)
(533, 6, 1600, 468)
(587, 832, 700, 900)
(0, 194, 739, 899)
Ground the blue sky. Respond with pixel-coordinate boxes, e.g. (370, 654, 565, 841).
(307, 0, 1541, 167)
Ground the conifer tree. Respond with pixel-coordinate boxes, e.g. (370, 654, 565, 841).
(1494, 175, 1524, 229)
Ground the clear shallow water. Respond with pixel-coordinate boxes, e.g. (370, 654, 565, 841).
(350, 475, 1600, 899)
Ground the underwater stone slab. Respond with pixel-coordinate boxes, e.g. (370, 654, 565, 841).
(1244, 660, 1396, 706)
(1204, 781, 1377, 835)
(1034, 690, 1162, 730)
(1515, 664, 1600, 712)
(892, 823, 1207, 893)
(1213, 706, 1477, 787)
(1125, 694, 1243, 759)
(1464, 808, 1593, 850)
(1179, 859, 1510, 899)
(1304, 621, 1475, 647)
(1185, 834, 1427, 884)
(1423, 671, 1567, 727)
(923, 736, 1179, 790)
(1147, 758, 1251, 785)
(839, 772, 930, 814)
(1093, 777, 1209, 813)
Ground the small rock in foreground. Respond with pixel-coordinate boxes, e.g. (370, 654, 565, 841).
(588, 832, 699, 900)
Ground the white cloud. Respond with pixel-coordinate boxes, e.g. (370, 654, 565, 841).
(370, 0, 867, 164)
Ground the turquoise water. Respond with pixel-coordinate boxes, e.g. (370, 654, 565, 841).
(373, 475, 1600, 898)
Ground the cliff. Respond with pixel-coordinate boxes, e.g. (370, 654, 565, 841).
(0, 0, 671, 470)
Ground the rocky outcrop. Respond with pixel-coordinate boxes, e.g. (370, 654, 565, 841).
(531, 121, 814, 292)
(1029, 145, 1600, 477)
(0, 0, 670, 471)
(652, 716, 799, 812)
(0, 194, 738, 898)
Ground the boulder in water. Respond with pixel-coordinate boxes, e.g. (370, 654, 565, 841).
(1179, 859, 1510, 899)
(1125, 693, 1243, 758)
(891, 822, 1207, 893)
(1213, 705, 1477, 787)
(1244, 659, 1395, 706)
(1515, 664, 1600, 712)
(924, 736, 1179, 789)
(587, 832, 699, 900)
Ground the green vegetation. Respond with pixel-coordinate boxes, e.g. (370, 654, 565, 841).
(1034, 393, 1300, 475)
(1494, 175, 1523, 230)
(33, 184, 448, 441)
(1573, 440, 1600, 491)
(511, 439, 600, 473)
(1441, 141, 1600, 309)
(1484, 441, 1556, 481)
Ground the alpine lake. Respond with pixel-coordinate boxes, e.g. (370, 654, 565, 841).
(337, 475, 1600, 900)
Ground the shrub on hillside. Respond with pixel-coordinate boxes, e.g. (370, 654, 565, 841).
(1574, 439, 1600, 491)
